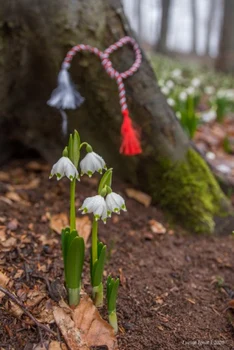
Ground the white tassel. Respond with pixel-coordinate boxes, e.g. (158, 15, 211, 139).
(47, 69, 84, 109)
(60, 109, 68, 135)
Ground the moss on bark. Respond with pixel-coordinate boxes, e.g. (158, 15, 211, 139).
(145, 148, 230, 234)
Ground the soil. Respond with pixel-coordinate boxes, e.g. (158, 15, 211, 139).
(0, 159, 234, 350)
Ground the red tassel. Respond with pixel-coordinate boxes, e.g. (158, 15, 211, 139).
(120, 109, 142, 156)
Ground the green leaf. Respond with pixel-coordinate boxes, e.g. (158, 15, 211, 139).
(92, 245, 106, 287)
(73, 130, 80, 168)
(68, 134, 74, 163)
(61, 227, 71, 263)
(108, 278, 119, 313)
(66, 236, 85, 289)
(97, 241, 104, 258)
(98, 169, 113, 195)
(106, 275, 112, 302)
(62, 146, 69, 157)
(62, 228, 78, 282)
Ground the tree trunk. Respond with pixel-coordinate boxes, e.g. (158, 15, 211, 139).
(157, 0, 171, 53)
(205, 0, 216, 56)
(216, 0, 234, 73)
(135, 0, 142, 43)
(0, 0, 232, 234)
(191, 0, 197, 54)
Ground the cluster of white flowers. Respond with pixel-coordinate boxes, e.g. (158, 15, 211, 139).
(50, 149, 126, 224)
(50, 152, 106, 181)
(217, 89, 234, 100)
(80, 192, 126, 224)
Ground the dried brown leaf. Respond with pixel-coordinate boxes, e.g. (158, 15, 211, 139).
(76, 216, 91, 244)
(148, 219, 166, 234)
(54, 293, 118, 350)
(14, 270, 24, 279)
(0, 196, 13, 205)
(0, 226, 6, 242)
(125, 188, 152, 207)
(14, 178, 41, 190)
(26, 161, 49, 172)
(0, 270, 9, 301)
(49, 341, 68, 350)
(53, 306, 89, 350)
(26, 289, 47, 308)
(0, 171, 10, 182)
(9, 300, 24, 318)
(50, 213, 68, 234)
(5, 191, 30, 206)
(0, 236, 17, 250)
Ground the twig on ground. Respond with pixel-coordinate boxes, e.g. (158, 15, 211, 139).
(0, 286, 56, 339)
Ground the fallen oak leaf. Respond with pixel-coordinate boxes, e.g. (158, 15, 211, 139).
(50, 213, 68, 234)
(53, 292, 118, 350)
(53, 306, 89, 350)
(73, 293, 118, 349)
(125, 188, 152, 207)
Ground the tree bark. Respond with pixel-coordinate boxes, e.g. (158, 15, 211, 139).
(216, 0, 234, 73)
(157, 0, 171, 53)
(0, 0, 232, 234)
(190, 0, 197, 54)
(205, 0, 216, 56)
(135, 0, 142, 43)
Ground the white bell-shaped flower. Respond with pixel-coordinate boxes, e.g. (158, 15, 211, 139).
(80, 152, 106, 177)
(49, 156, 79, 181)
(79, 195, 108, 223)
(106, 192, 126, 216)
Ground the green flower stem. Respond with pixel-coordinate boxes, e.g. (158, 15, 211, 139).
(92, 283, 103, 307)
(92, 220, 98, 267)
(70, 179, 76, 231)
(108, 311, 118, 334)
(68, 286, 81, 307)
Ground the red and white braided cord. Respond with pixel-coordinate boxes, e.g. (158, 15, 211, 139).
(62, 36, 142, 112)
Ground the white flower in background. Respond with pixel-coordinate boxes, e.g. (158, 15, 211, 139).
(80, 152, 106, 177)
(186, 86, 195, 95)
(225, 89, 234, 100)
(191, 78, 201, 88)
(204, 86, 215, 95)
(79, 195, 108, 223)
(179, 91, 187, 102)
(166, 80, 175, 89)
(206, 152, 216, 160)
(161, 86, 170, 95)
(216, 164, 231, 174)
(200, 109, 216, 123)
(49, 156, 79, 181)
(167, 98, 175, 107)
(172, 69, 182, 79)
(106, 192, 127, 216)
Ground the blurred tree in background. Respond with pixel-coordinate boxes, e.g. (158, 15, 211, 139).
(1, 0, 233, 234)
(216, 0, 234, 73)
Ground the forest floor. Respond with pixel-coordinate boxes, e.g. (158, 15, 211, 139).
(0, 160, 234, 350)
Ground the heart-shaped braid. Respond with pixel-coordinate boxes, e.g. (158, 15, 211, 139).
(48, 36, 142, 156)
